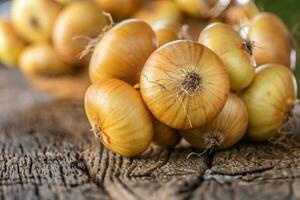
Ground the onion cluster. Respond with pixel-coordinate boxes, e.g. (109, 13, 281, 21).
(0, 0, 297, 157)
(83, 2, 297, 157)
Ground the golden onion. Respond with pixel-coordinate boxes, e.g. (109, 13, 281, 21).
(11, 0, 62, 42)
(241, 63, 297, 141)
(19, 43, 73, 77)
(53, 1, 109, 65)
(153, 119, 181, 148)
(85, 79, 153, 157)
(181, 93, 248, 150)
(248, 12, 294, 69)
(140, 40, 230, 129)
(89, 19, 157, 85)
(152, 20, 181, 47)
(199, 22, 255, 91)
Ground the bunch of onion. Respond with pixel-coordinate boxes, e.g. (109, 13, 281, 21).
(83, 13, 300, 157)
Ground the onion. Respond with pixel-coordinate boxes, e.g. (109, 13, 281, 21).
(175, 0, 230, 18)
(248, 12, 294, 69)
(19, 43, 73, 77)
(199, 22, 255, 91)
(153, 119, 181, 148)
(224, 0, 259, 27)
(52, 1, 109, 65)
(0, 19, 26, 67)
(140, 40, 230, 129)
(152, 20, 181, 47)
(85, 79, 153, 157)
(181, 93, 248, 150)
(11, 0, 62, 42)
(241, 63, 297, 141)
(89, 19, 157, 85)
(95, 0, 140, 21)
(133, 0, 182, 25)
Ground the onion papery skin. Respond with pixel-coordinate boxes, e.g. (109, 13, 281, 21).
(53, 1, 109, 65)
(152, 20, 181, 47)
(181, 93, 248, 150)
(85, 79, 153, 157)
(248, 12, 294, 68)
(241, 63, 297, 141)
(140, 40, 230, 130)
(199, 22, 255, 91)
(89, 19, 157, 85)
(153, 119, 181, 148)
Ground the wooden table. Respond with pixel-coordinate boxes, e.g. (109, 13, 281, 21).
(1, 67, 300, 200)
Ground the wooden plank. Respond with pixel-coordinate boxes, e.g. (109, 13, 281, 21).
(83, 144, 208, 200)
(1, 67, 300, 200)
(0, 100, 110, 200)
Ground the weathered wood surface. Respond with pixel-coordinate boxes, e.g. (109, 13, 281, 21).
(1, 67, 300, 200)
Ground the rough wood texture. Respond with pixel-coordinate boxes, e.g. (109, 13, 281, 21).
(1, 67, 300, 200)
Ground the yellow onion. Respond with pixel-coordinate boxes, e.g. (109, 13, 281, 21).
(89, 19, 157, 85)
(199, 22, 255, 91)
(175, 0, 230, 18)
(153, 119, 181, 148)
(11, 0, 62, 42)
(152, 20, 181, 47)
(224, 0, 259, 27)
(95, 0, 140, 21)
(85, 79, 153, 157)
(241, 64, 297, 141)
(133, 0, 182, 25)
(140, 40, 230, 129)
(53, 1, 109, 65)
(0, 19, 26, 67)
(181, 93, 248, 150)
(248, 12, 294, 69)
(19, 43, 73, 77)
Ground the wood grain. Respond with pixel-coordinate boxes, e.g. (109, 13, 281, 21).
(1, 67, 300, 200)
